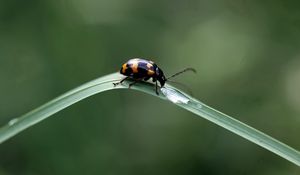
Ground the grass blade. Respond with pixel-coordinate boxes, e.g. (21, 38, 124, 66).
(0, 72, 299, 166)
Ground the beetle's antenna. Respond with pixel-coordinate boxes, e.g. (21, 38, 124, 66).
(167, 80, 194, 96)
(166, 67, 196, 80)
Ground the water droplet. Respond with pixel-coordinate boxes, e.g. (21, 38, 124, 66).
(196, 103, 202, 108)
(161, 87, 190, 104)
(8, 118, 19, 126)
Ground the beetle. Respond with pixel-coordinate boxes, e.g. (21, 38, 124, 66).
(113, 58, 195, 95)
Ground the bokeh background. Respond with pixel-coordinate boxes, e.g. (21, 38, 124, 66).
(1, 0, 300, 174)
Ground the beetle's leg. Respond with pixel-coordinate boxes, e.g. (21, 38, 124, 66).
(152, 77, 157, 82)
(155, 81, 159, 95)
(113, 77, 129, 86)
(128, 79, 141, 88)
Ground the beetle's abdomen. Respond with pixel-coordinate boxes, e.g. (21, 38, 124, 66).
(120, 58, 156, 79)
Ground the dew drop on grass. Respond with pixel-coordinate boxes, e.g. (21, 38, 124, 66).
(196, 103, 202, 108)
(8, 118, 19, 126)
(160, 87, 190, 104)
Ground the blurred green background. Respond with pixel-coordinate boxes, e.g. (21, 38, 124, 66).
(1, 0, 300, 174)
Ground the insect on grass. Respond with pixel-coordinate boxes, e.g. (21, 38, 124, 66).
(114, 58, 196, 95)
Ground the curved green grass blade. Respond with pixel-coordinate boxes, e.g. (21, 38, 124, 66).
(0, 72, 299, 166)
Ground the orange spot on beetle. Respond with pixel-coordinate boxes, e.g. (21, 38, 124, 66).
(147, 70, 155, 75)
(131, 62, 139, 73)
(122, 64, 127, 73)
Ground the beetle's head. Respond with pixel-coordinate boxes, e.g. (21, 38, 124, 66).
(156, 67, 166, 87)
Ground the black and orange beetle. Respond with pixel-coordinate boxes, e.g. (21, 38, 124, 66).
(113, 58, 195, 95)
